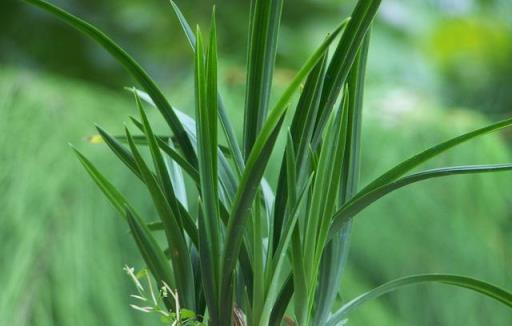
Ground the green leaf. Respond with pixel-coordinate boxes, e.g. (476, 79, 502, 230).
(262, 19, 349, 157)
(219, 114, 285, 323)
(128, 117, 200, 183)
(72, 149, 175, 310)
(269, 276, 294, 326)
(133, 92, 200, 248)
(304, 92, 349, 282)
(312, 0, 381, 147)
(125, 128, 196, 309)
(272, 54, 328, 252)
(169, 0, 196, 50)
(170, 0, 245, 175)
(329, 163, 512, 237)
(314, 32, 371, 326)
(197, 199, 219, 324)
(325, 274, 512, 326)
(25, 0, 197, 166)
(125, 208, 175, 310)
(128, 90, 239, 207)
(157, 138, 200, 183)
(194, 23, 222, 319)
(95, 125, 142, 180)
(243, 0, 284, 158)
(359, 116, 512, 198)
(102, 132, 232, 158)
(218, 21, 348, 318)
(134, 93, 175, 201)
(259, 174, 314, 326)
(71, 146, 131, 216)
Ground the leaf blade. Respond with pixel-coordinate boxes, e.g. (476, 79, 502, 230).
(359, 117, 512, 197)
(330, 163, 512, 237)
(25, 0, 197, 166)
(243, 0, 284, 158)
(326, 274, 512, 326)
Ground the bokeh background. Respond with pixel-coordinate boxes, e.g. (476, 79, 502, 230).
(2, 0, 512, 325)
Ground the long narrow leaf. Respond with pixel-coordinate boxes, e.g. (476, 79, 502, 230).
(72, 146, 131, 216)
(312, 0, 381, 147)
(72, 147, 175, 309)
(219, 115, 285, 324)
(194, 23, 222, 319)
(259, 174, 314, 326)
(243, 0, 284, 158)
(125, 128, 196, 309)
(314, 32, 371, 325)
(128, 117, 200, 183)
(272, 54, 328, 252)
(125, 208, 175, 309)
(330, 163, 512, 237)
(358, 116, 512, 197)
(95, 126, 142, 179)
(325, 274, 512, 326)
(170, 0, 245, 174)
(25, 0, 197, 166)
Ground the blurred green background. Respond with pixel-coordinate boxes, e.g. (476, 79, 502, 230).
(2, 0, 512, 325)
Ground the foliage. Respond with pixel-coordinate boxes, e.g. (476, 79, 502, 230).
(23, 0, 512, 325)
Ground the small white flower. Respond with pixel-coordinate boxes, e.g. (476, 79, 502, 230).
(123, 265, 144, 293)
(130, 295, 147, 301)
(130, 304, 153, 313)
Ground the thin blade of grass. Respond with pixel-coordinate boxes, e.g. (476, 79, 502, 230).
(312, 0, 381, 147)
(243, 0, 284, 158)
(134, 93, 175, 208)
(157, 138, 200, 183)
(272, 54, 328, 252)
(125, 128, 196, 309)
(92, 133, 170, 145)
(197, 198, 219, 324)
(325, 274, 512, 326)
(125, 208, 175, 310)
(303, 92, 349, 281)
(304, 92, 350, 324)
(314, 32, 370, 325)
(251, 192, 266, 325)
(268, 131, 298, 262)
(72, 147, 175, 309)
(219, 115, 285, 324)
(268, 275, 294, 326)
(133, 92, 200, 250)
(170, 0, 245, 174)
(259, 174, 314, 326)
(194, 23, 222, 319)
(94, 126, 142, 180)
(357, 117, 512, 198)
(329, 163, 512, 237)
(128, 117, 200, 183)
(97, 132, 232, 158)
(71, 146, 131, 216)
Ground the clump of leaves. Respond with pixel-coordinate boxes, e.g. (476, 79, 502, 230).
(26, 0, 512, 325)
